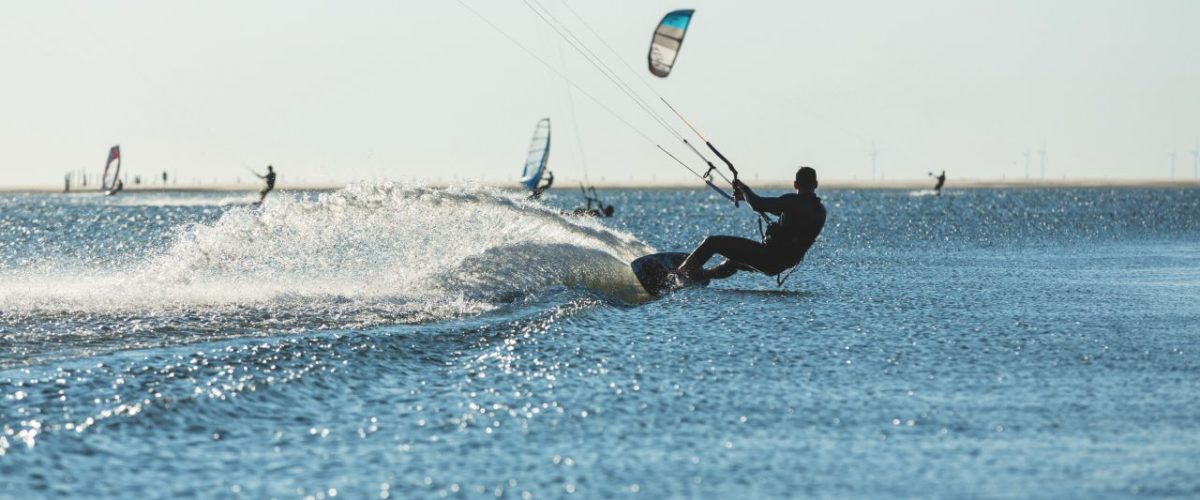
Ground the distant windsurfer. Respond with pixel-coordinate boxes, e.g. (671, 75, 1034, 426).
(932, 170, 946, 195)
(530, 170, 554, 199)
(677, 167, 826, 283)
(255, 165, 277, 203)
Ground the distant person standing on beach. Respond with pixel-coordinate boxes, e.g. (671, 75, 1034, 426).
(255, 165, 277, 204)
(932, 171, 946, 195)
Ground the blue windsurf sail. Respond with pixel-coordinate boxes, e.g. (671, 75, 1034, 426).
(520, 118, 551, 190)
(648, 9, 695, 78)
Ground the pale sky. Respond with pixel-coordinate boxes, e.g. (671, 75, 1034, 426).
(2, 0, 1198, 188)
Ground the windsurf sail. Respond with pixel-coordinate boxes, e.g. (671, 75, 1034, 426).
(648, 9, 695, 78)
(101, 145, 121, 192)
(520, 118, 551, 190)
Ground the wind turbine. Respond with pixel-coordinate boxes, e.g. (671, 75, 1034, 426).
(1038, 143, 1046, 179)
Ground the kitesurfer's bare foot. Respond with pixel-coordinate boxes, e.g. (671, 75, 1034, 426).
(672, 265, 710, 286)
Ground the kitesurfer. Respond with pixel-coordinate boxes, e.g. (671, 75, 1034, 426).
(571, 186, 615, 217)
(568, 205, 614, 217)
(255, 165, 277, 203)
(677, 167, 825, 282)
(932, 170, 946, 195)
(530, 170, 554, 199)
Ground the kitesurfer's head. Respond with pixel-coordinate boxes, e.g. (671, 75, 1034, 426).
(603, 205, 615, 217)
(795, 167, 817, 191)
(267, 165, 274, 172)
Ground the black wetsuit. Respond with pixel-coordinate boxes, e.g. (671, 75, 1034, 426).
(258, 170, 277, 203)
(934, 172, 946, 192)
(687, 186, 825, 278)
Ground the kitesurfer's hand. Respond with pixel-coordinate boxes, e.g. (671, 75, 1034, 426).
(732, 180, 747, 201)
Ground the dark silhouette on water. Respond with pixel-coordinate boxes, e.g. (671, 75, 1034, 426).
(571, 184, 615, 217)
(529, 170, 554, 200)
(105, 179, 124, 196)
(255, 165, 277, 204)
(567, 205, 614, 217)
(677, 167, 826, 282)
(931, 170, 946, 195)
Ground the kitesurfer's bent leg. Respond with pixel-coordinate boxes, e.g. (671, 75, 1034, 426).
(679, 235, 780, 281)
(702, 259, 757, 280)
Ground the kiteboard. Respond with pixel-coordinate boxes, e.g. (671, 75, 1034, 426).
(631, 252, 708, 297)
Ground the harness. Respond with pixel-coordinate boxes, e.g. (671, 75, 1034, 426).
(754, 216, 804, 287)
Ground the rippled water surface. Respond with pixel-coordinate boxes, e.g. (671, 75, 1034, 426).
(2, 185, 1198, 498)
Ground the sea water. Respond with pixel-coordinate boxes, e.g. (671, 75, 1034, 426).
(1, 184, 1197, 498)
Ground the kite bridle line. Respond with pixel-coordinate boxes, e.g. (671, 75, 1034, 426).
(660, 97, 780, 230)
(656, 145, 734, 201)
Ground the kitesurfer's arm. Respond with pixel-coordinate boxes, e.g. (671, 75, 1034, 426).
(734, 181, 785, 215)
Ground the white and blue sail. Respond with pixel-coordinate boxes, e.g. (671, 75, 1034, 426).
(519, 118, 551, 191)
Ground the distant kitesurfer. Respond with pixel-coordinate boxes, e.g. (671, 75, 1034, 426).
(677, 167, 826, 282)
(571, 185, 615, 217)
(64, 174, 71, 193)
(568, 205, 614, 217)
(932, 170, 946, 195)
(255, 165, 277, 203)
(530, 170, 554, 199)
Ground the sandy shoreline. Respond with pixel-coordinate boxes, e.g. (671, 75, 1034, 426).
(3, 178, 1199, 194)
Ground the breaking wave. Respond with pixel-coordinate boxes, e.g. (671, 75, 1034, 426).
(0, 182, 654, 365)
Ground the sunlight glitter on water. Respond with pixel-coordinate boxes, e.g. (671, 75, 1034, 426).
(1, 185, 1199, 497)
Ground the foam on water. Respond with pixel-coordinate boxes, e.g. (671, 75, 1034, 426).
(0, 183, 653, 364)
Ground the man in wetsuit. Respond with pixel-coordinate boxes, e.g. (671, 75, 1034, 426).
(933, 170, 946, 195)
(571, 186, 615, 217)
(678, 167, 826, 282)
(569, 205, 614, 217)
(256, 165, 276, 203)
(529, 170, 554, 199)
